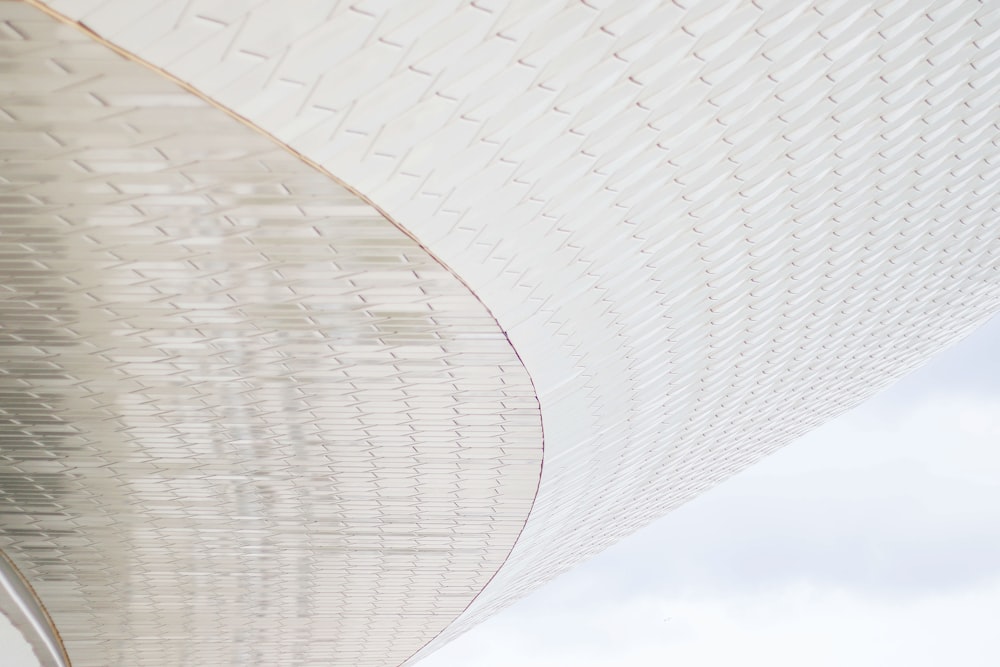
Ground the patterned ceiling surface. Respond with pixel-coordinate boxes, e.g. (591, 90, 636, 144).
(0, 3, 541, 665)
(5, 0, 1000, 665)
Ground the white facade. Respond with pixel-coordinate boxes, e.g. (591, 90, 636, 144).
(3, 1, 1000, 666)
(0, 5, 540, 665)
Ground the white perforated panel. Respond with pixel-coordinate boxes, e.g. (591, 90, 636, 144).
(0, 3, 541, 666)
(20, 0, 1000, 664)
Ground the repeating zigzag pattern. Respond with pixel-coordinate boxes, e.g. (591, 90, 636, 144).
(0, 4, 541, 665)
(21, 0, 1000, 663)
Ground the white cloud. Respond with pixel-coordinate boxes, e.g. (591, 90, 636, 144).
(422, 578, 1000, 666)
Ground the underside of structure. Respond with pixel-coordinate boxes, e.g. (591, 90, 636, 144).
(1, 1, 998, 666)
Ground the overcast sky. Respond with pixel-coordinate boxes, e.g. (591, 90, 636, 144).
(417, 315, 1000, 667)
(2, 318, 997, 667)
(0, 611, 37, 667)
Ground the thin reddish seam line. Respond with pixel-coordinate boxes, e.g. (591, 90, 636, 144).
(21, 2, 548, 666)
(0, 549, 71, 667)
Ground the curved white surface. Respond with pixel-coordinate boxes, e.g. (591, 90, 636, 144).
(0, 553, 65, 667)
(23, 0, 1000, 663)
(0, 612, 43, 667)
(0, 3, 541, 666)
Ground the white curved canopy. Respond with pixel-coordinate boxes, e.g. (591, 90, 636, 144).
(4, 0, 1000, 665)
(0, 3, 540, 665)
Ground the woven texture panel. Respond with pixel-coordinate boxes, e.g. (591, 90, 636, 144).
(25, 0, 1000, 664)
(0, 3, 542, 666)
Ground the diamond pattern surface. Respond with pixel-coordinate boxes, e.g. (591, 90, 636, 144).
(0, 4, 542, 666)
(21, 0, 1000, 664)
